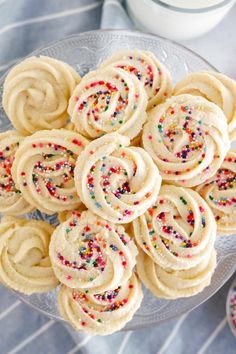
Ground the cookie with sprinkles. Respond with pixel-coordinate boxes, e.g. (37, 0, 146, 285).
(137, 248, 216, 299)
(64, 121, 142, 147)
(3, 56, 80, 135)
(143, 94, 230, 187)
(57, 205, 86, 223)
(49, 210, 138, 292)
(174, 71, 236, 141)
(0, 130, 34, 215)
(11, 129, 89, 214)
(99, 49, 172, 109)
(58, 273, 143, 335)
(68, 66, 148, 140)
(133, 185, 216, 270)
(196, 150, 236, 235)
(0, 216, 59, 294)
(74, 133, 162, 224)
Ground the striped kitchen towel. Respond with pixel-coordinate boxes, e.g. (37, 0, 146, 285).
(0, 1, 235, 353)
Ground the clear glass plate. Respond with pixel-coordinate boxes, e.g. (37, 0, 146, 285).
(0, 29, 236, 330)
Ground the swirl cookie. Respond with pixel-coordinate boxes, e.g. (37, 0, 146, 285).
(3, 56, 80, 135)
(12, 129, 88, 214)
(68, 67, 148, 139)
(0, 216, 59, 294)
(174, 72, 236, 140)
(196, 150, 236, 235)
(58, 273, 143, 335)
(137, 249, 216, 299)
(143, 94, 230, 187)
(99, 49, 172, 109)
(50, 210, 138, 292)
(75, 133, 162, 223)
(133, 185, 216, 270)
(0, 130, 34, 215)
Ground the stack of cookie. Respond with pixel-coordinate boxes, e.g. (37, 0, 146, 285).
(0, 49, 235, 335)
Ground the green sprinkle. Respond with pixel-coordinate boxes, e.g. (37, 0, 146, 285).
(180, 196, 187, 205)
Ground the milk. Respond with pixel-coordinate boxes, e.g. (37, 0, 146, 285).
(126, 0, 235, 41)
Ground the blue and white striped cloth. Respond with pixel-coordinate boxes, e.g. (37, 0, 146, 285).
(0, 1, 235, 353)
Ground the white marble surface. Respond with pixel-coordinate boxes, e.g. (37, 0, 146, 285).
(183, 3, 236, 78)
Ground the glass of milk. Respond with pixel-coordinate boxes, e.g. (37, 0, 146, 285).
(126, 0, 236, 41)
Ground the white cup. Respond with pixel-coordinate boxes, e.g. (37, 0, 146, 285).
(126, 0, 236, 41)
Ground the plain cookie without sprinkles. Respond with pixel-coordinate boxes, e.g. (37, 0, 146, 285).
(0, 216, 59, 294)
(137, 248, 217, 299)
(3, 55, 81, 135)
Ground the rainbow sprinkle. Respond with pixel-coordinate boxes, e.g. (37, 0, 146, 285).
(20, 141, 80, 202)
(0, 142, 20, 194)
(57, 215, 130, 283)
